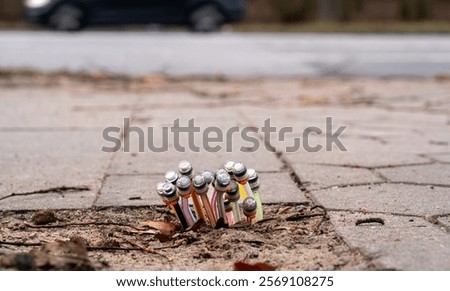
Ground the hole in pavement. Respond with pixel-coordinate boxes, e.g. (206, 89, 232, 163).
(355, 218, 385, 226)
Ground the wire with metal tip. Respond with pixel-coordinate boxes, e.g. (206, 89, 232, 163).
(165, 170, 179, 185)
(193, 188, 207, 222)
(243, 197, 257, 224)
(161, 182, 189, 229)
(156, 182, 165, 199)
(176, 175, 196, 227)
(178, 160, 194, 178)
(226, 180, 242, 222)
(224, 160, 236, 179)
(193, 174, 216, 228)
(225, 160, 247, 199)
(177, 161, 205, 222)
(156, 182, 175, 215)
(248, 168, 263, 221)
(232, 162, 256, 208)
(201, 169, 215, 217)
(214, 170, 231, 226)
(211, 168, 227, 219)
(201, 170, 214, 185)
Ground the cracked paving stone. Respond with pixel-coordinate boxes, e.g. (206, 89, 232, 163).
(0, 131, 111, 199)
(0, 190, 95, 211)
(329, 212, 450, 270)
(292, 163, 382, 190)
(284, 151, 430, 169)
(377, 164, 450, 187)
(311, 184, 450, 216)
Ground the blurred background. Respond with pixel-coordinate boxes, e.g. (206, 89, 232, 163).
(1, 0, 450, 32)
(1, 0, 450, 78)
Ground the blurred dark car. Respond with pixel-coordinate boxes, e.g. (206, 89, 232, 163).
(23, 0, 246, 32)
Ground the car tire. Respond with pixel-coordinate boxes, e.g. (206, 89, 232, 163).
(190, 4, 224, 32)
(48, 4, 85, 31)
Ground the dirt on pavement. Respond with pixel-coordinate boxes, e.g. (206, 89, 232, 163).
(0, 205, 375, 271)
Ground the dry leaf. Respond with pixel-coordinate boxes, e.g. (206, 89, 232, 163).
(138, 221, 177, 236)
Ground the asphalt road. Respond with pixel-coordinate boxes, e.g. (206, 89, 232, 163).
(1, 31, 450, 77)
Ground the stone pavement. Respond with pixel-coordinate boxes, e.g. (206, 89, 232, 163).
(0, 75, 449, 270)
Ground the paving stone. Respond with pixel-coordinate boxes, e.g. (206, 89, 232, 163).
(258, 172, 308, 204)
(107, 122, 284, 175)
(329, 212, 450, 270)
(0, 131, 111, 199)
(377, 164, 450, 187)
(0, 87, 137, 128)
(0, 190, 96, 210)
(96, 174, 163, 207)
(311, 184, 450, 216)
(241, 117, 434, 168)
(292, 163, 383, 190)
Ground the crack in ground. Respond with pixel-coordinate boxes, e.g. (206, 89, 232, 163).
(238, 109, 309, 193)
(247, 119, 446, 268)
(0, 186, 91, 202)
(328, 208, 424, 218)
(306, 181, 450, 193)
(313, 161, 436, 170)
(255, 170, 285, 174)
(263, 148, 379, 268)
(306, 181, 386, 192)
(370, 168, 389, 182)
(92, 87, 144, 207)
(92, 130, 122, 207)
(388, 181, 450, 188)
